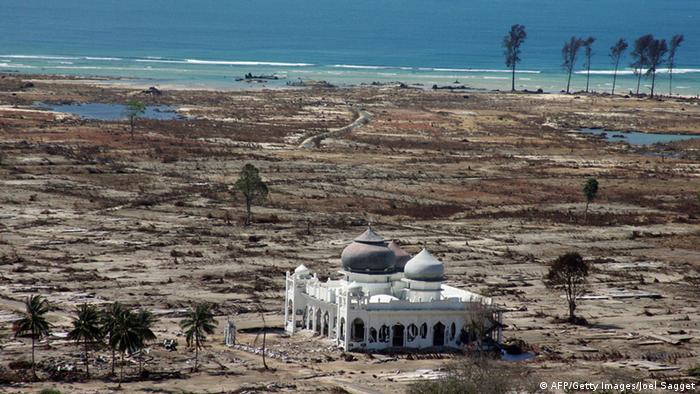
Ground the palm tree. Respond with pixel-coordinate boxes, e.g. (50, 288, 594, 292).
(13, 295, 52, 378)
(109, 308, 141, 387)
(101, 302, 125, 376)
(631, 34, 654, 95)
(668, 34, 685, 96)
(68, 303, 102, 379)
(180, 303, 217, 372)
(609, 38, 629, 95)
(133, 308, 158, 375)
(582, 37, 596, 92)
(562, 36, 585, 94)
(646, 38, 668, 98)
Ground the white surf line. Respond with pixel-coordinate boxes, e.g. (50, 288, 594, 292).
(299, 109, 371, 149)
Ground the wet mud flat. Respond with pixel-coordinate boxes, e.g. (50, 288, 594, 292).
(0, 74, 699, 393)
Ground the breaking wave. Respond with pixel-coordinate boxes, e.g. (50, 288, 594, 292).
(577, 68, 700, 75)
(185, 59, 313, 67)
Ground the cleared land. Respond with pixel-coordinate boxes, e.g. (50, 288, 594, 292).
(0, 74, 699, 393)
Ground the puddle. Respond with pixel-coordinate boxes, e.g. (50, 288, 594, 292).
(501, 350, 536, 362)
(578, 128, 700, 146)
(33, 102, 182, 121)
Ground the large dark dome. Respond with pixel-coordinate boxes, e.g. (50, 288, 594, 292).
(341, 228, 396, 274)
(388, 240, 411, 271)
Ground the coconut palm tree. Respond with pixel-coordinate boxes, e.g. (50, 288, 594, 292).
(582, 37, 596, 93)
(180, 303, 217, 372)
(646, 38, 668, 98)
(609, 38, 629, 95)
(101, 301, 125, 376)
(68, 303, 103, 378)
(13, 295, 52, 378)
(109, 308, 141, 388)
(133, 308, 158, 375)
(668, 34, 685, 96)
(562, 36, 585, 94)
(631, 34, 654, 95)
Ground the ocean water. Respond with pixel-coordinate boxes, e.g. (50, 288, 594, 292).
(1, 0, 699, 94)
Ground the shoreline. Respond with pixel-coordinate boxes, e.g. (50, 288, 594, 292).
(6, 71, 700, 101)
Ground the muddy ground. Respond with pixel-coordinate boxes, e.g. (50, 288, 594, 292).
(0, 74, 699, 393)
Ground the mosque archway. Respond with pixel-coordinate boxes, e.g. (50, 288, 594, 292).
(392, 324, 405, 347)
(433, 322, 445, 346)
(323, 311, 330, 337)
(315, 308, 322, 334)
(351, 318, 365, 341)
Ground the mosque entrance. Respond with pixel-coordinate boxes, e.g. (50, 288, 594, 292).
(392, 324, 405, 347)
(433, 322, 445, 346)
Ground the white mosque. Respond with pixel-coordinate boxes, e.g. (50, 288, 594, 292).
(283, 227, 503, 351)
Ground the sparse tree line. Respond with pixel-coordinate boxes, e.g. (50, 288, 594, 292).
(503, 25, 685, 97)
(12, 295, 217, 386)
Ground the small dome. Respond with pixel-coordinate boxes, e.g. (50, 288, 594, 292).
(294, 264, 310, 275)
(369, 294, 399, 303)
(388, 240, 411, 271)
(404, 249, 444, 281)
(341, 228, 396, 274)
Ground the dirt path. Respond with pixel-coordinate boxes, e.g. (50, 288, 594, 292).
(299, 108, 371, 148)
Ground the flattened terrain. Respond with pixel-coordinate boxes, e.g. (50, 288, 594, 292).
(0, 75, 699, 392)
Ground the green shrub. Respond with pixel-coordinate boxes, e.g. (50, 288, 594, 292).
(689, 365, 700, 377)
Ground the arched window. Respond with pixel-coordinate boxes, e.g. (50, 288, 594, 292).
(369, 327, 378, 343)
(450, 322, 456, 340)
(351, 318, 365, 341)
(392, 324, 405, 347)
(407, 324, 418, 342)
(420, 323, 428, 339)
(323, 312, 330, 337)
(379, 325, 390, 343)
(315, 309, 322, 334)
(433, 322, 445, 346)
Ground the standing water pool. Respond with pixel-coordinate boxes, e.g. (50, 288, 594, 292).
(578, 128, 700, 146)
(33, 102, 182, 121)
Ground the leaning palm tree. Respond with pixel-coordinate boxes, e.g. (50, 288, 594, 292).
(180, 303, 217, 372)
(13, 295, 52, 379)
(133, 308, 158, 375)
(667, 34, 685, 96)
(68, 303, 103, 378)
(101, 301, 125, 376)
(109, 308, 141, 388)
(609, 38, 629, 95)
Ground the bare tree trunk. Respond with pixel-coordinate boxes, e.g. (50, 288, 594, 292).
(669, 67, 674, 96)
(111, 348, 116, 376)
(566, 69, 573, 94)
(194, 344, 199, 372)
(85, 339, 90, 378)
(31, 336, 36, 379)
(119, 353, 124, 388)
(636, 69, 642, 95)
(245, 197, 252, 226)
(568, 300, 576, 321)
(511, 63, 516, 92)
(612, 59, 619, 95)
(585, 61, 591, 92)
(650, 70, 657, 98)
